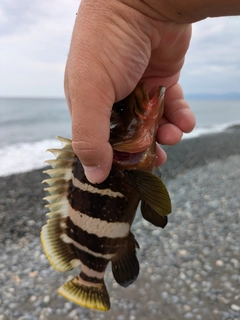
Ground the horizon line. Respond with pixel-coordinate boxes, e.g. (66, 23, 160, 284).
(0, 93, 240, 100)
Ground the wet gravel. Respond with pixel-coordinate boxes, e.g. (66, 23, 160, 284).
(0, 130, 240, 320)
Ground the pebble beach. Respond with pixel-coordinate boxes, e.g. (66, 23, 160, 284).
(0, 126, 240, 320)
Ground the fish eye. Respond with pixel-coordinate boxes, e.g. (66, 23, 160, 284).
(114, 103, 125, 114)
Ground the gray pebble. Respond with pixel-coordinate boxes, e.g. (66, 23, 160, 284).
(184, 312, 194, 319)
(231, 304, 240, 312)
(1, 152, 240, 320)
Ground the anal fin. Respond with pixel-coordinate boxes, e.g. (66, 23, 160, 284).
(111, 232, 139, 288)
(58, 275, 110, 311)
(141, 200, 168, 228)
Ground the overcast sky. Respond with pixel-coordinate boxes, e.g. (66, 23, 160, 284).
(1, 0, 240, 97)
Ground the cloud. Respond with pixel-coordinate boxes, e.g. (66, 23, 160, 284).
(0, 0, 78, 97)
(0, 2, 240, 97)
(181, 17, 240, 95)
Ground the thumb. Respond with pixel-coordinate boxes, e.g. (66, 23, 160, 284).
(64, 0, 147, 183)
(72, 137, 113, 185)
(66, 75, 114, 184)
(64, 2, 120, 184)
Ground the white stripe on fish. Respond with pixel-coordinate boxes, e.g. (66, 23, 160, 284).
(68, 206, 130, 239)
(72, 177, 124, 198)
(81, 264, 105, 281)
(60, 233, 114, 260)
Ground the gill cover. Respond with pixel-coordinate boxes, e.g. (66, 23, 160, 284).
(110, 83, 165, 152)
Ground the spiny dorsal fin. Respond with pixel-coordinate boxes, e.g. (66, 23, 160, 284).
(46, 148, 75, 160)
(42, 178, 67, 187)
(44, 159, 74, 169)
(44, 184, 70, 195)
(43, 168, 73, 179)
(41, 137, 77, 272)
(56, 136, 73, 150)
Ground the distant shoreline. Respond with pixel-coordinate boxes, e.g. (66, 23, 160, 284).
(161, 123, 240, 180)
(185, 94, 240, 100)
(1, 94, 240, 100)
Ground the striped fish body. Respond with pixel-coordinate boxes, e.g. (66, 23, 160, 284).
(41, 84, 172, 311)
(69, 157, 142, 280)
(42, 142, 141, 311)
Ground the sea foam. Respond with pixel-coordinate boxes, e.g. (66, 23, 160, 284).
(0, 139, 60, 177)
(1, 121, 240, 177)
(183, 121, 240, 139)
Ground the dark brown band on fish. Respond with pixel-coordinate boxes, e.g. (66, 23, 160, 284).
(70, 190, 130, 223)
(66, 217, 123, 255)
(80, 272, 104, 284)
(68, 181, 140, 224)
(73, 158, 124, 192)
(74, 247, 109, 272)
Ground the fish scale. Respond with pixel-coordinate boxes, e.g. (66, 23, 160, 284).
(41, 84, 171, 311)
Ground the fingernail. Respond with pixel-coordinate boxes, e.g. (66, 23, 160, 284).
(83, 165, 104, 184)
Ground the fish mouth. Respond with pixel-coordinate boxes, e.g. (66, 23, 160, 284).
(113, 149, 146, 165)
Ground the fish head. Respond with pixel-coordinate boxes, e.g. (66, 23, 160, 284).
(110, 83, 165, 171)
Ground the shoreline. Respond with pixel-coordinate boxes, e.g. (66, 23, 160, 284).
(0, 128, 240, 320)
(161, 124, 240, 180)
(1, 123, 240, 181)
(0, 123, 240, 178)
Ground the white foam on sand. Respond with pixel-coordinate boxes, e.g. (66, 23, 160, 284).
(1, 121, 240, 177)
(0, 139, 60, 177)
(183, 121, 240, 139)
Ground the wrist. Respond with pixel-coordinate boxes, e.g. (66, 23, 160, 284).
(119, 0, 240, 23)
(146, 0, 240, 23)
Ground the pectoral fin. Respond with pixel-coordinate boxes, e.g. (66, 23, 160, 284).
(125, 169, 171, 216)
(111, 233, 139, 288)
(141, 200, 168, 228)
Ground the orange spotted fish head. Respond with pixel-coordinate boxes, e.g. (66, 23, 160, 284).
(109, 83, 165, 171)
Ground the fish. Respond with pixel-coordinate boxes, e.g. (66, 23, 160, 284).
(40, 83, 171, 311)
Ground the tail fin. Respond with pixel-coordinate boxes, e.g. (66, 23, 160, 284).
(58, 275, 110, 311)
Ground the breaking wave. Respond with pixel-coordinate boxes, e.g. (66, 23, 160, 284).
(0, 139, 59, 177)
(1, 121, 240, 177)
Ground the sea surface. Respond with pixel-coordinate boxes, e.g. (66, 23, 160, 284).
(0, 97, 240, 176)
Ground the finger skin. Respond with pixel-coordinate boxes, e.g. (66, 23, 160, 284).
(155, 144, 167, 167)
(156, 83, 196, 146)
(65, 0, 194, 183)
(65, 0, 240, 183)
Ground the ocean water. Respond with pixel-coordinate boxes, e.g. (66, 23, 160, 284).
(0, 97, 240, 176)
(184, 99, 240, 138)
(0, 98, 71, 176)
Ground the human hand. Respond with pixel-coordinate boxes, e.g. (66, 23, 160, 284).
(64, 0, 196, 183)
